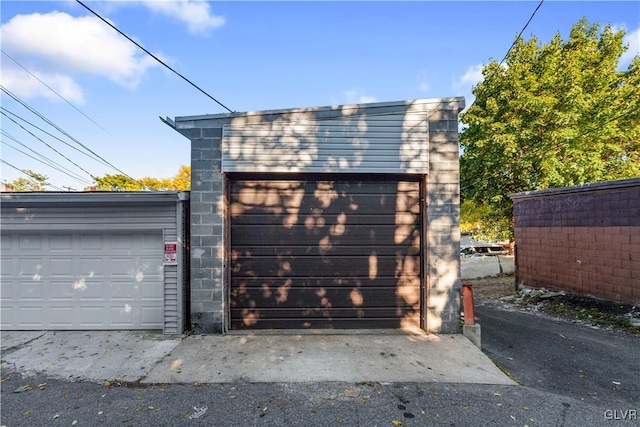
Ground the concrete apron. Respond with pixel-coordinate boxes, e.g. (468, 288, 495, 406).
(1, 330, 515, 386)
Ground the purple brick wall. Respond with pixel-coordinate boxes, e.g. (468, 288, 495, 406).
(511, 179, 640, 304)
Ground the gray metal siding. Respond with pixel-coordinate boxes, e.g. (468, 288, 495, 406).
(0, 193, 186, 334)
(222, 113, 428, 174)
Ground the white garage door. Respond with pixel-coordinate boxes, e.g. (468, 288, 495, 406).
(0, 232, 164, 330)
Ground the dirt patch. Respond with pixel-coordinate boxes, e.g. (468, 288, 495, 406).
(461, 274, 517, 300)
(462, 274, 640, 334)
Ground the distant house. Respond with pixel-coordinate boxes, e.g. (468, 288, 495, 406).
(165, 97, 466, 334)
(510, 178, 640, 304)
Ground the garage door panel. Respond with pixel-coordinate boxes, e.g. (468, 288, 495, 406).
(230, 178, 422, 330)
(1, 232, 164, 330)
(230, 308, 419, 330)
(141, 306, 164, 326)
(18, 280, 45, 299)
(49, 234, 73, 251)
(232, 225, 416, 246)
(19, 235, 42, 250)
(232, 276, 405, 289)
(230, 317, 410, 329)
(234, 244, 412, 257)
(50, 257, 74, 276)
(232, 213, 419, 227)
(50, 307, 74, 327)
(79, 234, 102, 250)
(233, 255, 409, 277)
(17, 258, 46, 278)
(231, 286, 405, 309)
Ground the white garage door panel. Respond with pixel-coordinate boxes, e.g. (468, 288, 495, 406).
(0, 232, 164, 330)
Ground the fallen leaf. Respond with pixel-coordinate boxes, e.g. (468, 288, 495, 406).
(612, 381, 621, 385)
(0, 376, 11, 383)
(22, 410, 31, 416)
(98, 411, 104, 415)
(193, 382, 201, 387)
(463, 406, 470, 410)
(53, 414, 60, 419)
(14, 385, 33, 393)
(523, 406, 530, 411)
(135, 407, 143, 412)
(72, 421, 78, 425)
(392, 421, 403, 426)
(344, 389, 359, 397)
(510, 415, 516, 421)
(103, 381, 111, 387)
(494, 392, 501, 397)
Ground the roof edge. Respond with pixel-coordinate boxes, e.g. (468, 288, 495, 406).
(0, 191, 190, 205)
(173, 97, 465, 123)
(509, 178, 640, 201)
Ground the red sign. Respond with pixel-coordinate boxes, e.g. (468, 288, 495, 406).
(164, 243, 178, 265)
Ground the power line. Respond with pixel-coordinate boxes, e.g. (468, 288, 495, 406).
(0, 159, 65, 191)
(1, 48, 110, 134)
(1, 110, 96, 180)
(1, 107, 116, 170)
(1, 139, 93, 185)
(75, 0, 234, 114)
(483, 0, 545, 87)
(0, 85, 133, 178)
(1, 130, 93, 185)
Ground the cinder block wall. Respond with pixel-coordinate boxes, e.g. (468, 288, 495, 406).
(511, 179, 640, 304)
(426, 108, 462, 334)
(188, 128, 225, 333)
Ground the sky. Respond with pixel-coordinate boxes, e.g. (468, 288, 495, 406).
(1, 1, 638, 191)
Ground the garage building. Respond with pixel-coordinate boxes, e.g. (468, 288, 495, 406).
(0, 192, 189, 334)
(167, 97, 464, 334)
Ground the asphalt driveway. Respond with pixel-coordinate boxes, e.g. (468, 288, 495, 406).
(475, 300, 640, 408)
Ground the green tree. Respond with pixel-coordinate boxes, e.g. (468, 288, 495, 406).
(460, 18, 640, 240)
(93, 166, 191, 191)
(8, 170, 49, 191)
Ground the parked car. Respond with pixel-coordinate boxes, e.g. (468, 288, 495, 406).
(460, 244, 508, 258)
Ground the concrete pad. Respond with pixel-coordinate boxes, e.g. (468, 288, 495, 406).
(143, 331, 515, 385)
(1, 331, 46, 352)
(1, 331, 181, 383)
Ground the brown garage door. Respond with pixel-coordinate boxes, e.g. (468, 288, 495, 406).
(229, 176, 422, 329)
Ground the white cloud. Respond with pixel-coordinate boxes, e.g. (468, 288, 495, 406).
(0, 11, 161, 90)
(344, 88, 377, 104)
(419, 81, 430, 92)
(0, 66, 85, 104)
(620, 26, 640, 67)
(140, 0, 225, 35)
(453, 63, 484, 92)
